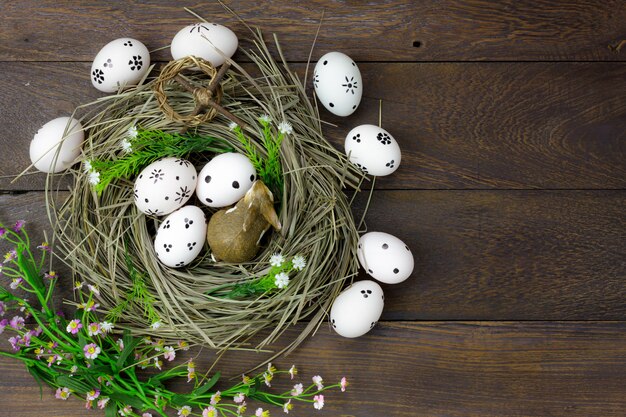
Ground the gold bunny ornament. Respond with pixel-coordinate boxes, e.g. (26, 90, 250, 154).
(206, 180, 282, 263)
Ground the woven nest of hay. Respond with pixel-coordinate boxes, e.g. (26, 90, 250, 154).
(48, 29, 363, 355)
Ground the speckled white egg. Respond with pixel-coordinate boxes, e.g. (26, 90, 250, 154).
(134, 158, 197, 216)
(29, 117, 84, 173)
(170, 23, 238, 67)
(330, 280, 384, 338)
(90, 38, 150, 93)
(196, 153, 256, 208)
(344, 124, 401, 176)
(313, 51, 362, 116)
(358, 232, 414, 284)
(154, 205, 207, 268)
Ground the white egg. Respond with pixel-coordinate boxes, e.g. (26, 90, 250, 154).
(90, 38, 150, 93)
(344, 124, 401, 176)
(313, 51, 362, 116)
(134, 158, 197, 216)
(196, 153, 256, 208)
(357, 232, 414, 284)
(330, 280, 384, 338)
(29, 117, 84, 173)
(170, 23, 238, 67)
(154, 205, 207, 268)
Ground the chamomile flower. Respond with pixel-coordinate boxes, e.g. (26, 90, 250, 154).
(263, 371, 273, 387)
(97, 397, 110, 409)
(291, 383, 303, 396)
(312, 375, 324, 390)
(10, 315, 25, 330)
(88, 170, 101, 185)
(283, 400, 293, 414)
(291, 255, 306, 271)
(210, 391, 221, 405)
(83, 343, 101, 360)
(233, 393, 246, 404)
(86, 389, 101, 401)
(313, 395, 324, 410)
(178, 405, 192, 416)
(163, 346, 176, 361)
(202, 407, 217, 417)
(10, 278, 23, 290)
(289, 365, 298, 379)
(255, 408, 270, 417)
(66, 319, 82, 334)
(278, 121, 293, 135)
(274, 272, 290, 289)
(87, 322, 102, 336)
(100, 321, 114, 333)
(340, 376, 348, 392)
(55, 387, 71, 400)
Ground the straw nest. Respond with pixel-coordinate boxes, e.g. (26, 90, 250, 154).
(48, 30, 363, 355)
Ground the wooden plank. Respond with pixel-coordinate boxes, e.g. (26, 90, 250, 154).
(1, 0, 625, 62)
(1, 322, 626, 416)
(2, 190, 624, 320)
(1, 62, 625, 191)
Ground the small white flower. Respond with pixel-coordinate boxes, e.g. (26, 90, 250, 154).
(228, 121, 238, 131)
(127, 125, 138, 138)
(151, 320, 162, 330)
(88, 284, 100, 296)
(270, 253, 285, 267)
(100, 321, 114, 333)
(312, 375, 324, 390)
(258, 114, 271, 124)
(292, 255, 306, 271)
(70, 365, 78, 374)
(121, 138, 133, 153)
(274, 272, 290, 289)
(278, 121, 293, 135)
(88, 170, 100, 185)
(83, 160, 93, 173)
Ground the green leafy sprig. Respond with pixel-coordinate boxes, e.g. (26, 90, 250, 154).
(231, 115, 293, 198)
(0, 221, 347, 417)
(219, 253, 306, 299)
(87, 128, 233, 195)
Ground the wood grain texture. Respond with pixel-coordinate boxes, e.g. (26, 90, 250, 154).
(2, 322, 626, 416)
(2, 62, 625, 191)
(2, 190, 624, 320)
(1, 0, 625, 62)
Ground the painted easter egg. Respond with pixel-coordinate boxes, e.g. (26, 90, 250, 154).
(357, 231, 414, 284)
(313, 51, 362, 116)
(134, 158, 197, 216)
(90, 38, 150, 93)
(330, 280, 385, 338)
(154, 205, 207, 268)
(196, 153, 256, 208)
(344, 124, 401, 176)
(170, 23, 238, 67)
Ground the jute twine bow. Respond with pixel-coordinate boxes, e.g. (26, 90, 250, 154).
(153, 56, 247, 131)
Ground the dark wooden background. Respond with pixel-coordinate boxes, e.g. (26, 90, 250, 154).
(1, 1, 625, 416)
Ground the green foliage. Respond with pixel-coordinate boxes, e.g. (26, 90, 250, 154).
(88, 128, 233, 195)
(232, 116, 287, 198)
(106, 249, 160, 325)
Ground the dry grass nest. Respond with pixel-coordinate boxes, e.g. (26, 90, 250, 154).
(47, 29, 364, 356)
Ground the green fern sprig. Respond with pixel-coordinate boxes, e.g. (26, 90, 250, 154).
(88, 128, 233, 195)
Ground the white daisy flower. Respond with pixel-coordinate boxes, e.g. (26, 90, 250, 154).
(269, 253, 285, 267)
(274, 272, 290, 289)
(121, 138, 133, 153)
(88, 170, 101, 185)
(127, 125, 138, 138)
(278, 121, 293, 135)
(292, 255, 306, 271)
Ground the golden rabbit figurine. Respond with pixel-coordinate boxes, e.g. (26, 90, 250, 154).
(207, 180, 282, 263)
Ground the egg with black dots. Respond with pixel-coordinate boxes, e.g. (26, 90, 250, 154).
(330, 280, 384, 338)
(313, 51, 362, 116)
(196, 153, 257, 208)
(154, 205, 207, 268)
(357, 231, 414, 284)
(134, 157, 197, 216)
